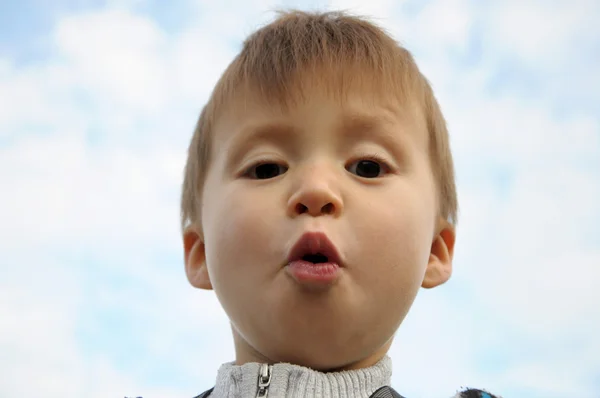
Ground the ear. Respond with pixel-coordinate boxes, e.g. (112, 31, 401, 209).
(183, 224, 213, 290)
(422, 220, 456, 289)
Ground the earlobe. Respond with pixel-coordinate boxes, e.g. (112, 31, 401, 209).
(183, 225, 213, 290)
(422, 222, 456, 289)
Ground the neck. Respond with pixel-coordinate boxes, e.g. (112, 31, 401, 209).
(212, 355, 392, 397)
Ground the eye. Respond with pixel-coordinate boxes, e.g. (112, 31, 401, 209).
(246, 163, 288, 179)
(346, 158, 388, 178)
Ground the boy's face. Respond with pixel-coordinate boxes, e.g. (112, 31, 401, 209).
(185, 83, 454, 371)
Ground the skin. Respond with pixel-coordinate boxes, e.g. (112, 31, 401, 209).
(184, 83, 455, 372)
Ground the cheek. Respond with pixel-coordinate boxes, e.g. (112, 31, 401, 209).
(352, 185, 435, 271)
(353, 203, 433, 317)
(202, 183, 281, 285)
(357, 214, 431, 272)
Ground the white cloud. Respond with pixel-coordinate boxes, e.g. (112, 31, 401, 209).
(399, 0, 473, 53)
(481, 0, 599, 65)
(0, 133, 184, 252)
(54, 9, 168, 84)
(328, 0, 396, 19)
(0, 255, 138, 397)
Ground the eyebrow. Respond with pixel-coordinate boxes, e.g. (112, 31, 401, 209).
(336, 111, 409, 153)
(339, 113, 388, 135)
(225, 122, 299, 165)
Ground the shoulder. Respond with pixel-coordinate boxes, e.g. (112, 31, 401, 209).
(452, 388, 501, 398)
(192, 388, 213, 398)
(375, 386, 501, 398)
(371, 386, 406, 397)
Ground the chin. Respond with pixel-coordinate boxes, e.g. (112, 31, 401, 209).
(265, 340, 387, 371)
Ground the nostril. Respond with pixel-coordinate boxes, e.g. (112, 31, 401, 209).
(295, 203, 308, 214)
(294, 202, 335, 215)
(321, 203, 334, 214)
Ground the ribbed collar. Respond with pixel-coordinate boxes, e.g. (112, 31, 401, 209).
(211, 355, 392, 397)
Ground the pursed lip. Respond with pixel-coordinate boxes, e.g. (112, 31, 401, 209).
(286, 231, 343, 266)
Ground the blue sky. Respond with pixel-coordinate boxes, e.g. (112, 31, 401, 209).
(1, 0, 599, 397)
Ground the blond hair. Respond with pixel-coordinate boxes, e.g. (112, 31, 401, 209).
(181, 10, 457, 230)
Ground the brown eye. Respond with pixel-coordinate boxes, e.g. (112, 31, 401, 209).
(347, 159, 385, 178)
(247, 163, 288, 179)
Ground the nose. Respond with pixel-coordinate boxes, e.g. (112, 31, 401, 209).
(287, 165, 343, 218)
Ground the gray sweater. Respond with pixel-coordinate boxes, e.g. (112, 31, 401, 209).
(210, 356, 392, 397)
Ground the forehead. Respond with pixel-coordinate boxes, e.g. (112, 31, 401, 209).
(212, 77, 428, 150)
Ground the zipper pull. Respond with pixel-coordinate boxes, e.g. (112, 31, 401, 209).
(256, 363, 272, 397)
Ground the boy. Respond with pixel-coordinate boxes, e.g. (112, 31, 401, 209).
(181, 10, 499, 398)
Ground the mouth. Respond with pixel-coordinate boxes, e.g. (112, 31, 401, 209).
(301, 253, 330, 263)
(285, 231, 343, 288)
(287, 232, 342, 266)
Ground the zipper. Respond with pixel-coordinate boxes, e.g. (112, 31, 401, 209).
(256, 363, 272, 397)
